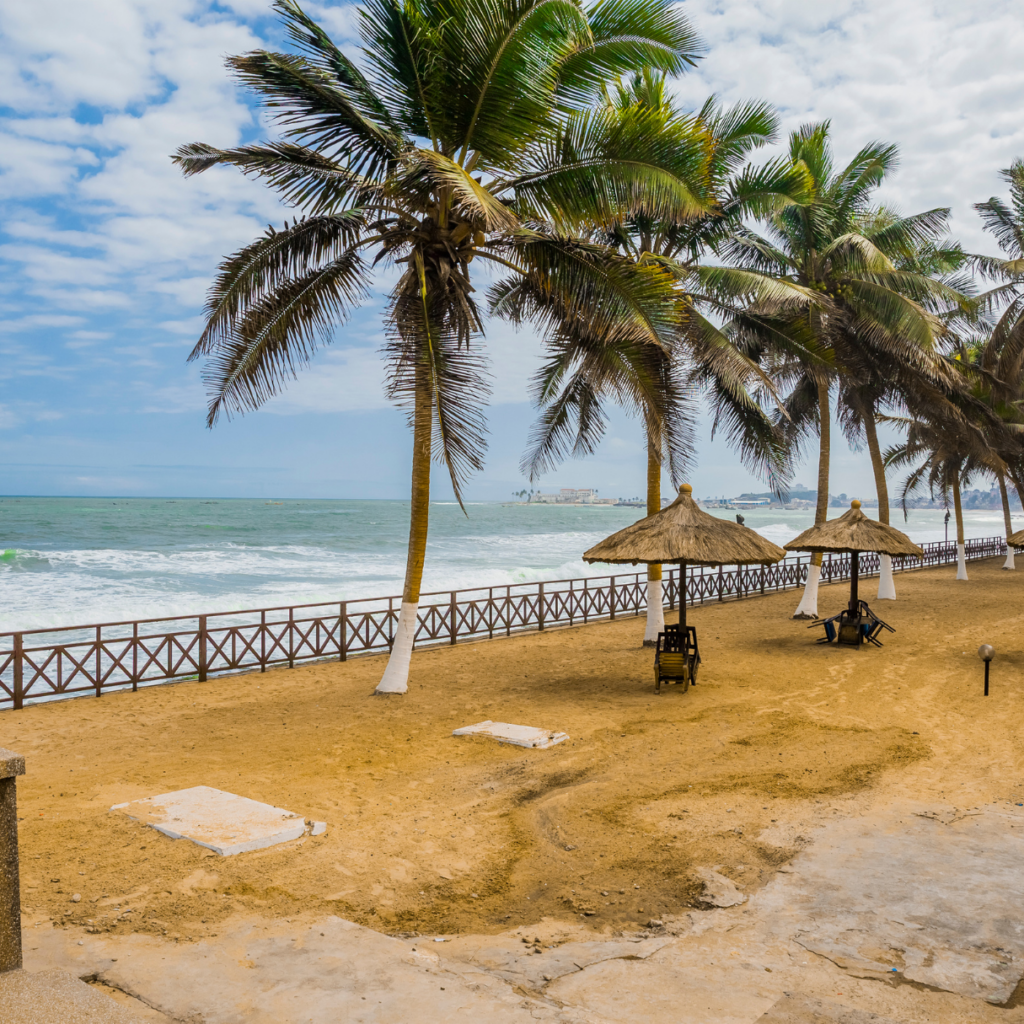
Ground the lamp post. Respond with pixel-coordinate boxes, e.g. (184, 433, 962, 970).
(944, 510, 950, 546)
(978, 644, 995, 696)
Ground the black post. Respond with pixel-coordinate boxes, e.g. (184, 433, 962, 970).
(849, 551, 860, 614)
(679, 562, 687, 629)
(198, 615, 208, 682)
(985, 660, 990, 697)
(12, 635, 22, 712)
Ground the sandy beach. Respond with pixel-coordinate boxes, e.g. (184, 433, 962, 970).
(4, 558, 1024, 1021)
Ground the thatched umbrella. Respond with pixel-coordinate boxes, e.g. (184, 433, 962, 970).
(1008, 528, 1024, 550)
(582, 484, 786, 629)
(784, 500, 923, 614)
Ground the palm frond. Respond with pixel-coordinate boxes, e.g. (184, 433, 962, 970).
(200, 250, 368, 426)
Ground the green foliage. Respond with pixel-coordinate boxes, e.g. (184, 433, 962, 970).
(175, 0, 701, 507)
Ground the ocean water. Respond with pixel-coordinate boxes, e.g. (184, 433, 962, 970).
(0, 496, 1013, 633)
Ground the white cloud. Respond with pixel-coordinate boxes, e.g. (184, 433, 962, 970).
(266, 346, 391, 414)
(2, 0, 1023, 499)
(671, 0, 1024, 253)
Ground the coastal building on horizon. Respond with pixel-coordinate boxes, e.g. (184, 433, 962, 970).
(526, 488, 632, 505)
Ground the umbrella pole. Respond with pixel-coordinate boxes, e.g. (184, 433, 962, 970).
(849, 551, 859, 614)
(679, 562, 687, 630)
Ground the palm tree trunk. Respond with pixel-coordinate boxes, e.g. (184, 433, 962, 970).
(376, 377, 431, 694)
(999, 472, 1015, 569)
(793, 380, 830, 618)
(864, 405, 896, 599)
(643, 431, 664, 645)
(952, 468, 967, 581)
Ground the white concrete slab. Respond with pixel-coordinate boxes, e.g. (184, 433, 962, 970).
(112, 786, 308, 856)
(452, 720, 569, 749)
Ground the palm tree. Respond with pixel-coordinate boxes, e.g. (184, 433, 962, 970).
(885, 408, 999, 581)
(174, 0, 705, 694)
(723, 124, 964, 617)
(975, 160, 1024, 358)
(948, 333, 1024, 568)
(973, 159, 1024, 562)
(505, 74, 806, 643)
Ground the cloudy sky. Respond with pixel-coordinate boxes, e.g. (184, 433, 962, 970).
(2, 0, 1022, 500)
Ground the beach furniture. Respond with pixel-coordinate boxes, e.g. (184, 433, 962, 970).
(784, 501, 922, 648)
(582, 484, 785, 688)
(654, 625, 700, 692)
(813, 600, 894, 647)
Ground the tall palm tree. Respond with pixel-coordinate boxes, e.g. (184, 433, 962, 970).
(975, 159, 1024, 360)
(174, 0, 706, 694)
(948, 333, 1024, 568)
(723, 124, 964, 617)
(884, 406, 1000, 581)
(973, 159, 1024, 562)
(836, 217, 971, 596)
(505, 74, 807, 643)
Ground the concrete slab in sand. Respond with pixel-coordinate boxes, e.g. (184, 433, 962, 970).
(0, 968, 145, 1024)
(112, 786, 315, 856)
(453, 720, 568, 749)
(771, 805, 1024, 1004)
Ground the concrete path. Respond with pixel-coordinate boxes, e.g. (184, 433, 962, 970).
(19, 803, 1024, 1023)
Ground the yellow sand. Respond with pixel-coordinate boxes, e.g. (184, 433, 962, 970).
(3, 559, 1022, 943)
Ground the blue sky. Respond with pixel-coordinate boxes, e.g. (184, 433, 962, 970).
(2, 0, 1023, 501)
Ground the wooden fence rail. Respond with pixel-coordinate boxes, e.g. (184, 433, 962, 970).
(0, 536, 1005, 710)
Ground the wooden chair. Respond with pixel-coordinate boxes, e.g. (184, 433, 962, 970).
(654, 626, 700, 692)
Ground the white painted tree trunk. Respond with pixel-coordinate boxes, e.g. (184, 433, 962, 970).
(643, 579, 664, 644)
(1003, 548, 1016, 570)
(792, 563, 821, 619)
(375, 601, 418, 694)
(956, 544, 968, 581)
(876, 554, 896, 600)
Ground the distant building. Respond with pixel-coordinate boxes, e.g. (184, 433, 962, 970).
(531, 488, 611, 504)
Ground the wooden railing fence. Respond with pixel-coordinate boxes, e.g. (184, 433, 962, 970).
(0, 536, 1005, 710)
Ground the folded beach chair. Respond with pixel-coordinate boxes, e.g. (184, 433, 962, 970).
(811, 601, 894, 648)
(654, 626, 700, 693)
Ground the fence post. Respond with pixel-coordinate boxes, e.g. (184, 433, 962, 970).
(760, 564, 765, 595)
(610, 576, 616, 620)
(12, 635, 23, 712)
(339, 603, 347, 662)
(198, 616, 208, 682)
(260, 609, 267, 672)
(132, 622, 138, 692)
(288, 606, 295, 668)
(538, 582, 545, 631)
(94, 626, 102, 698)
(0, 746, 25, 972)
(450, 591, 457, 645)
(718, 564, 723, 601)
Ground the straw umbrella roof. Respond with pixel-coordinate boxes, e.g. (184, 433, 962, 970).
(1008, 529, 1024, 549)
(582, 484, 786, 566)
(783, 501, 923, 557)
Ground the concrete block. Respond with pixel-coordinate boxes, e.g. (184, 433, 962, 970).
(452, 720, 568, 749)
(0, 748, 25, 780)
(0, 968, 145, 1024)
(112, 786, 307, 856)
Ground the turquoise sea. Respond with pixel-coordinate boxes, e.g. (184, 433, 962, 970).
(0, 496, 1014, 632)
